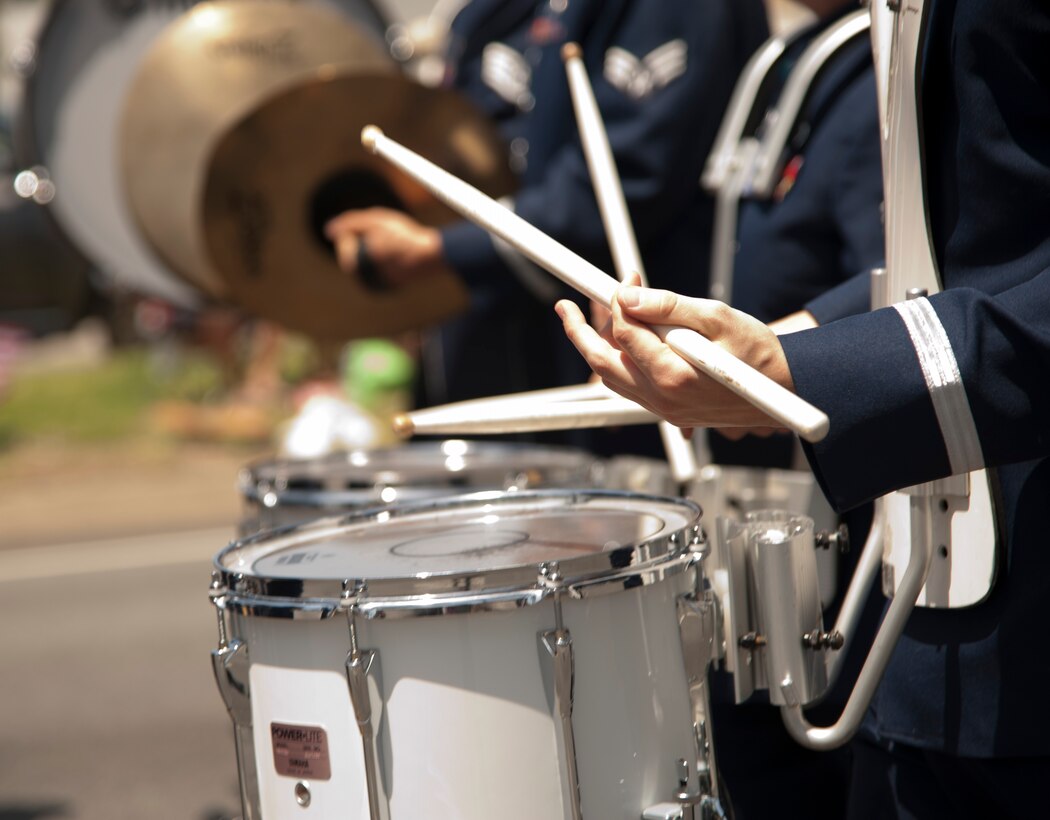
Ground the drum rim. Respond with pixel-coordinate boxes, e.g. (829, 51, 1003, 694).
(238, 441, 600, 508)
(214, 489, 704, 620)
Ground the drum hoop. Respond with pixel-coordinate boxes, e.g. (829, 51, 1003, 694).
(239, 441, 598, 504)
(215, 489, 704, 620)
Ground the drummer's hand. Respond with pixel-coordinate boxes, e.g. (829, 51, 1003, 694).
(324, 208, 453, 287)
(590, 270, 642, 338)
(706, 308, 820, 439)
(555, 285, 794, 433)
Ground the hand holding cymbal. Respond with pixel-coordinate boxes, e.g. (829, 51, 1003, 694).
(323, 207, 453, 289)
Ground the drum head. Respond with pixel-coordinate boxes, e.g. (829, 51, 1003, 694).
(217, 491, 701, 608)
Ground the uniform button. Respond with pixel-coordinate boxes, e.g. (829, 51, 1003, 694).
(550, 0, 568, 12)
(517, 92, 536, 112)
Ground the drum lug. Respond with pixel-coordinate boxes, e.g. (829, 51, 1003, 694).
(538, 566, 584, 820)
(211, 638, 251, 725)
(210, 576, 251, 725)
(540, 627, 582, 820)
(345, 603, 391, 820)
(210, 576, 260, 820)
(676, 593, 721, 803)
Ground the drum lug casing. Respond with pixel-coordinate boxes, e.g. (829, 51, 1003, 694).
(538, 564, 583, 820)
(344, 593, 392, 820)
(210, 576, 260, 820)
(211, 638, 251, 727)
(675, 591, 725, 816)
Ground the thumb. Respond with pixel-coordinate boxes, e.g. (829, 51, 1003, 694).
(616, 285, 689, 323)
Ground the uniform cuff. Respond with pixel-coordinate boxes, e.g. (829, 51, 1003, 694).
(779, 308, 951, 511)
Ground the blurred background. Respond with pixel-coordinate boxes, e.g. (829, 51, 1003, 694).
(0, 1, 810, 818)
(0, 2, 443, 818)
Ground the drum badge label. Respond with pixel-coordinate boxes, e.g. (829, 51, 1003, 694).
(271, 722, 331, 780)
(603, 40, 688, 101)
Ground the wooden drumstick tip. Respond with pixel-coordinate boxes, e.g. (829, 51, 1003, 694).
(391, 413, 415, 438)
(561, 42, 583, 63)
(361, 125, 383, 154)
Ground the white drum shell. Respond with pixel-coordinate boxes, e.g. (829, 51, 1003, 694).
(229, 570, 697, 819)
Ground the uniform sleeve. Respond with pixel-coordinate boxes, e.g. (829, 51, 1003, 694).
(781, 269, 1050, 511)
(441, 0, 764, 298)
(512, 0, 752, 287)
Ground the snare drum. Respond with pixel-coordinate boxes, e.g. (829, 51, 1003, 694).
(210, 490, 718, 819)
(238, 441, 600, 534)
(13, 0, 388, 304)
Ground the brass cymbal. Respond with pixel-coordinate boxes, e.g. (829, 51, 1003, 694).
(120, 0, 394, 299)
(201, 72, 516, 340)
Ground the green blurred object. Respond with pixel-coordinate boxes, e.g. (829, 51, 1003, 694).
(343, 339, 415, 417)
(0, 347, 224, 446)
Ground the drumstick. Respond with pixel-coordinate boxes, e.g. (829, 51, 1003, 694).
(390, 382, 626, 439)
(442, 380, 614, 407)
(562, 43, 699, 482)
(362, 126, 830, 443)
(393, 396, 659, 438)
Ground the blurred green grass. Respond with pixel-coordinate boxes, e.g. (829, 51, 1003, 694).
(0, 348, 224, 445)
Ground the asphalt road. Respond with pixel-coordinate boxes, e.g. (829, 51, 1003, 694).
(0, 527, 244, 820)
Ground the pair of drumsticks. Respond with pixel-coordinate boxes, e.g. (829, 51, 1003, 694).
(371, 44, 828, 480)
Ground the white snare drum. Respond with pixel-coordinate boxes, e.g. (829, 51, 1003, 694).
(13, 0, 387, 304)
(238, 440, 600, 534)
(210, 490, 721, 820)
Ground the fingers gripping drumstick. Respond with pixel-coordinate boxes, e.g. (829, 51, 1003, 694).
(361, 126, 829, 443)
(562, 42, 698, 481)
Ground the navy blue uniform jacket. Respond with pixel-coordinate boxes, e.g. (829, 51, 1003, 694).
(781, 0, 1050, 757)
(425, 0, 767, 407)
(733, 32, 883, 325)
(714, 21, 882, 469)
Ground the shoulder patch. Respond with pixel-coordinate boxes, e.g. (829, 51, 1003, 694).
(604, 39, 688, 101)
(481, 42, 534, 110)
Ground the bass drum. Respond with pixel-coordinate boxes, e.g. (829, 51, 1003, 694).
(12, 0, 390, 306)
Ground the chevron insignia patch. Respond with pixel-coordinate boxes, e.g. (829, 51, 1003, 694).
(481, 42, 534, 110)
(603, 39, 688, 100)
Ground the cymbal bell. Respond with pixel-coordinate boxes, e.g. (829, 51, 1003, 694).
(201, 72, 517, 340)
(120, 0, 394, 299)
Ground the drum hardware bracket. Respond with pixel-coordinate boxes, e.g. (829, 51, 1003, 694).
(815, 524, 850, 554)
(737, 631, 766, 650)
(802, 630, 845, 651)
(210, 574, 251, 724)
(210, 573, 260, 820)
(641, 758, 729, 820)
(676, 593, 722, 811)
(539, 562, 584, 820)
(344, 587, 392, 820)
